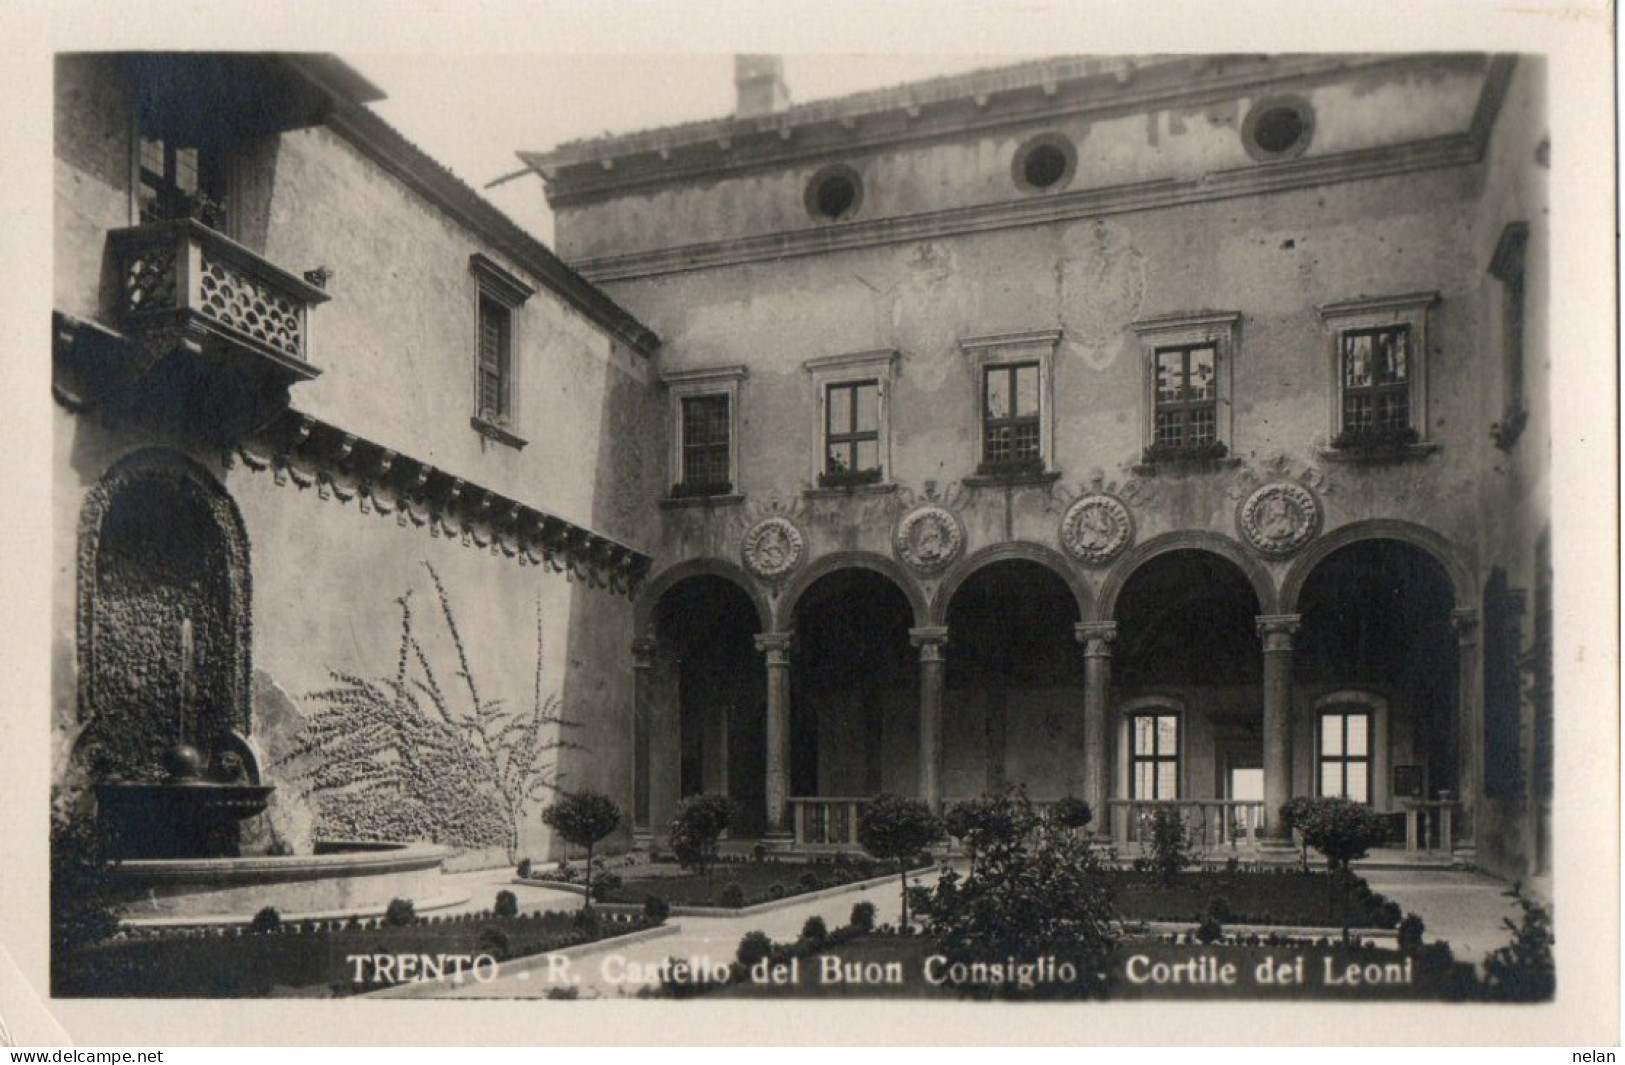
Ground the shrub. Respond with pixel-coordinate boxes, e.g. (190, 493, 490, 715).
(1048, 796, 1094, 832)
(801, 915, 828, 944)
(945, 793, 1038, 873)
(49, 803, 120, 975)
(1206, 895, 1234, 922)
(798, 870, 820, 890)
(516, 858, 532, 879)
(591, 871, 623, 902)
(1377, 900, 1403, 929)
(857, 793, 944, 929)
(719, 882, 747, 909)
(385, 898, 416, 926)
(478, 925, 511, 961)
(494, 890, 519, 919)
(643, 895, 671, 924)
(1196, 915, 1224, 944)
(1398, 912, 1426, 951)
(542, 790, 623, 911)
(250, 906, 282, 935)
(768, 884, 785, 900)
(849, 901, 877, 932)
(1146, 806, 1193, 886)
(919, 791, 1115, 999)
(736, 930, 774, 969)
(670, 794, 734, 881)
(1278, 796, 1317, 870)
(1481, 890, 1555, 1002)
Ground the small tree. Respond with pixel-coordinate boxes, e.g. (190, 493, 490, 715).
(1481, 889, 1555, 1001)
(945, 792, 1037, 875)
(670, 793, 734, 890)
(1278, 796, 1317, 872)
(856, 793, 942, 929)
(542, 790, 622, 910)
(1295, 797, 1390, 941)
(1146, 806, 1194, 886)
(1047, 796, 1094, 834)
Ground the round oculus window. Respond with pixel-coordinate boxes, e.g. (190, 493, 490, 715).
(806, 165, 863, 221)
(1242, 96, 1314, 161)
(1013, 134, 1077, 192)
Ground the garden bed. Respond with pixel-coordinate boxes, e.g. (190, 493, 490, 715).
(1101, 868, 1401, 929)
(55, 908, 656, 998)
(524, 856, 895, 910)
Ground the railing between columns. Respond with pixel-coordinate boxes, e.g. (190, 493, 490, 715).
(1106, 799, 1268, 852)
(789, 797, 869, 848)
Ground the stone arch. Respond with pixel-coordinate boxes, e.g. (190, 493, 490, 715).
(1280, 519, 1473, 614)
(930, 541, 1092, 626)
(634, 557, 771, 638)
(777, 551, 929, 631)
(76, 448, 252, 780)
(1097, 530, 1277, 620)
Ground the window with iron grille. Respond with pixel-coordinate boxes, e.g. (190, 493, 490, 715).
(982, 362, 1041, 466)
(1339, 326, 1411, 434)
(1318, 708, 1372, 802)
(1130, 713, 1180, 800)
(1153, 344, 1219, 449)
(476, 295, 512, 423)
(680, 394, 732, 493)
(825, 380, 880, 477)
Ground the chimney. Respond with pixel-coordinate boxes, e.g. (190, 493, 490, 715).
(734, 55, 790, 118)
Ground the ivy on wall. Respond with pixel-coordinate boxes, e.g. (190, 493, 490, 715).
(280, 562, 578, 859)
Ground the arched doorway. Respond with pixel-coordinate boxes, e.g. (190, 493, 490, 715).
(1294, 539, 1458, 813)
(1112, 550, 1263, 826)
(943, 559, 1083, 801)
(78, 452, 250, 782)
(789, 568, 917, 802)
(650, 575, 766, 835)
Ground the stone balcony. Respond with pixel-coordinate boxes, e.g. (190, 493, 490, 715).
(69, 219, 333, 440)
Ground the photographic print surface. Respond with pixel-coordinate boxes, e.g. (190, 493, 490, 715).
(15, 0, 1618, 1046)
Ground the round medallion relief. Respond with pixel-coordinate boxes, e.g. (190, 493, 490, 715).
(741, 517, 805, 580)
(893, 505, 964, 574)
(1238, 483, 1322, 559)
(1060, 494, 1134, 566)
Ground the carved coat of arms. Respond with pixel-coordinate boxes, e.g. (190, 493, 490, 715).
(1238, 483, 1321, 559)
(1061, 494, 1134, 565)
(894, 505, 963, 573)
(741, 517, 805, 580)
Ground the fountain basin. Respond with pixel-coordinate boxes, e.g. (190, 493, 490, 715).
(107, 840, 455, 924)
(97, 781, 275, 860)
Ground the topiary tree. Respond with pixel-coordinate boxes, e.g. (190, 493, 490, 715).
(856, 793, 942, 930)
(918, 790, 1117, 999)
(541, 790, 622, 911)
(945, 793, 1037, 875)
(670, 793, 734, 888)
(1278, 796, 1318, 872)
(1146, 806, 1194, 886)
(1294, 797, 1391, 941)
(1047, 796, 1094, 835)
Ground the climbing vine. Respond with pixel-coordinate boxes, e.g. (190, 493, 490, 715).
(282, 562, 577, 859)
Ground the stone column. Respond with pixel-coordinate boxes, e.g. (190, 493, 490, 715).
(909, 626, 949, 811)
(1076, 621, 1117, 828)
(755, 632, 793, 837)
(1256, 614, 1301, 839)
(635, 636, 679, 847)
(1451, 606, 1481, 845)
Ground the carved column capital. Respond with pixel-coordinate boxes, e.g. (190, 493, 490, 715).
(1256, 613, 1302, 652)
(1075, 621, 1118, 656)
(909, 626, 949, 662)
(1450, 607, 1481, 644)
(631, 637, 659, 670)
(754, 632, 793, 667)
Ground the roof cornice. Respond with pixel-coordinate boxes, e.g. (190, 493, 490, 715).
(323, 102, 661, 357)
(525, 53, 1491, 209)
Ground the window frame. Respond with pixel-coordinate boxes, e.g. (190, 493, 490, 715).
(1318, 292, 1438, 449)
(804, 348, 897, 491)
(1128, 711, 1181, 800)
(1117, 702, 1184, 801)
(468, 253, 534, 448)
(1316, 706, 1374, 803)
(662, 365, 748, 500)
(959, 329, 1061, 480)
(1311, 691, 1390, 808)
(1130, 312, 1239, 463)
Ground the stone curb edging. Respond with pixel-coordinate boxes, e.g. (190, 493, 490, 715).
(511, 864, 936, 919)
(1134, 920, 1399, 942)
(119, 889, 473, 930)
(365, 920, 681, 998)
